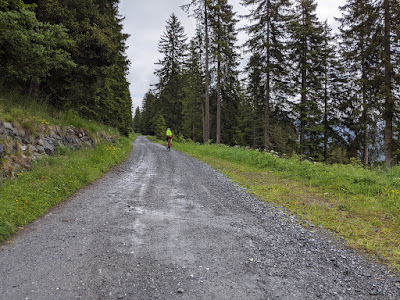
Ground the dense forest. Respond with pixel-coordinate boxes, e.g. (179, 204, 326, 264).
(0, 0, 132, 135)
(133, 0, 400, 167)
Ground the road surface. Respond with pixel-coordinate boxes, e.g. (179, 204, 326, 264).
(0, 136, 399, 299)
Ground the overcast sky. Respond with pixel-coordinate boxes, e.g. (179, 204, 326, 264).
(118, 0, 347, 111)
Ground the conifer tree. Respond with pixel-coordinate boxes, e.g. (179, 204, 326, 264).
(243, 52, 265, 148)
(242, 0, 291, 151)
(208, 0, 240, 144)
(140, 91, 159, 135)
(182, 0, 213, 143)
(337, 0, 379, 165)
(0, 0, 30, 11)
(154, 13, 188, 132)
(24, 0, 133, 134)
(375, 0, 400, 167)
(0, 8, 75, 92)
(320, 21, 345, 163)
(133, 107, 142, 133)
(287, 0, 325, 159)
(181, 29, 205, 142)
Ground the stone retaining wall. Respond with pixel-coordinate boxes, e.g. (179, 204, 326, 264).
(0, 120, 111, 179)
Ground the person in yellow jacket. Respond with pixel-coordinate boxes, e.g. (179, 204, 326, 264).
(165, 128, 173, 150)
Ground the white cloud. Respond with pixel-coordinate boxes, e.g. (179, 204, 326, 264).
(119, 0, 195, 110)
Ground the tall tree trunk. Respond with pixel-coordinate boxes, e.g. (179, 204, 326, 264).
(216, 9, 222, 145)
(264, 0, 271, 152)
(383, 0, 393, 168)
(323, 67, 328, 163)
(202, 102, 205, 142)
(204, 0, 210, 143)
(300, 10, 307, 159)
(253, 125, 256, 149)
(216, 58, 221, 144)
(362, 61, 369, 165)
(300, 69, 306, 158)
(264, 74, 270, 151)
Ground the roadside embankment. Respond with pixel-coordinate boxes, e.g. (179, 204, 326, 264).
(171, 140, 400, 272)
(0, 131, 135, 244)
(0, 91, 136, 244)
(0, 119, 114, 179)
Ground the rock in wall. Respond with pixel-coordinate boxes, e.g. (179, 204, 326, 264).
(0, 120, 110, 179)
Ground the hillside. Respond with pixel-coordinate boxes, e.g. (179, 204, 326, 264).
(0, 90, 135, 244)
(0, 2, 132, 134)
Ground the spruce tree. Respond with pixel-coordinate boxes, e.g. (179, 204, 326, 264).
(140, 91, 159, 135)
(154, 13, 188, 132)
(133, 107, 142, 133)
(208, 0, 240, 145)
(243, 52, 265, 148)
(182, 29, 205, 142)
(242, 0, 291, 151)
(182, 0, 213, 143)
(287, 0, 325, 159)
(337, 0, 379, 165)
(25, 0, 133, 134)
(375, 0, 400, 167)
(320, 21, 345, 163)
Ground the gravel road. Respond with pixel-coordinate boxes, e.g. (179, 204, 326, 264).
(0, 136, 399, 300)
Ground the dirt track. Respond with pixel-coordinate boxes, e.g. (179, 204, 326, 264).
(0, 136, 399, 299)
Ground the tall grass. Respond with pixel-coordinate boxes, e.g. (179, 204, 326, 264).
(173, 141, 400, 270)
(0, 135, 135, 244)
(0, 89, 115, 136)
(175, 143, 400, 211)
(0, 89, 135, 244)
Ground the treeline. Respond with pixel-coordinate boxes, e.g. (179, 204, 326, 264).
(133, 0, 400, 167)
(0, 0, 132, 134)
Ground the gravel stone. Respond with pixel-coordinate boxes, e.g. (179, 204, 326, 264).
(0, 136, 399, 300)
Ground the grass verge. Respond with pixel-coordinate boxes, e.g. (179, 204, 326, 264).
(0, 134, 136, 245)
(0, 89, 116, 137)
(170, 141, 400, 271)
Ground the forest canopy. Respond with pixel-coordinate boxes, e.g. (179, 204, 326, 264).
(133, 0, 400, 167)
(0, 0, 132, 135)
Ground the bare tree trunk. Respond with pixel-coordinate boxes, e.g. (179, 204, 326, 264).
(216, 61, 221, 144)
(362, 62, 369, 166)
(300, 69, 306, 159)
(323, 67, 328, 163)
(204, 0, 210, 144)
(299, 10, 307, 159)
(264, 73, 270, 151)
(383, 0, 393, 168)
(202, 103, 205, 142)
(264, 0, 271, 152)
(253, 126, 256, 149)
(216, 14, 221, 145)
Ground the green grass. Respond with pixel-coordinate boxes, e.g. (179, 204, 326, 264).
(170, 141, 400, 271)
(0, 89, 136, 244)
(0, 135, 135, 244)
(0, 89, 117, 137)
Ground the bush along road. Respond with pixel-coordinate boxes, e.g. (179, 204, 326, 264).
(0, 136, 399, 299)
